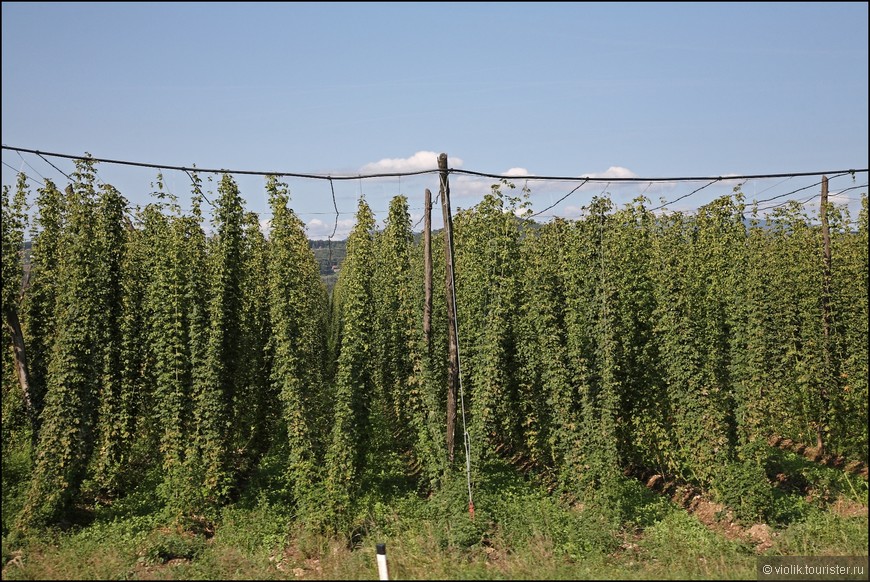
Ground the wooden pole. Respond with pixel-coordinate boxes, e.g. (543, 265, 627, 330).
(423, 188, 433, 352)
(4, 307, 35, 436)
(439, 154, 458, 463)
(818, 175, 831, 453)
(820, 175, 831, 341)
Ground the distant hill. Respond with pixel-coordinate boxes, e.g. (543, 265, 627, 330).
(309, 239, 346, 291)
(309, 239, 346, 276)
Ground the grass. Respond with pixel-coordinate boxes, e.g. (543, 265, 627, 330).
(2, 443, 867, 580)
(636, 511, 755, 579)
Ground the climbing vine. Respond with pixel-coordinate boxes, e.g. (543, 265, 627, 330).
(324, 198, 377, 521)
(3, 161, 865, 531)
(266, 176, 328, 505)
(19, 158, 104, 527)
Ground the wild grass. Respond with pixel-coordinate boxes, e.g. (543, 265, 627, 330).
(2, 447, 867, 580)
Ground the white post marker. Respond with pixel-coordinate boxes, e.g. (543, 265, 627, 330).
(376, 543, 389, 581)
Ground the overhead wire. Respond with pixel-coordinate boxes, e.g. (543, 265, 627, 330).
(825, 182, 866, 198)
(757, 192, 821, 212)
(752, 175, 793, 198)
(3, 145, 866, 184)
(528, 179, 589, 218)
(35, 152, 72, 181)
(2, 162, 44, 188)
(639, 181, 653, 198)
(16, 151, 47, 183)
(327, 178, 339, 268)
(753, 173, 849, 206)
(757, 182, 869, 212)
(649, 178, 721, 212)
(449, 167, 866, 183)
(412, 190, 439, 230)
(3, 145, 441, 181)
(182, 169, 215, 208)
(3, 147, 867, 229)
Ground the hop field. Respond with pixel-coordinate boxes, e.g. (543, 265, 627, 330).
(2, 165, 867, 579)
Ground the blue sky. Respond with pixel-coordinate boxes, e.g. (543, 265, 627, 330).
(2, 2, 868, 237)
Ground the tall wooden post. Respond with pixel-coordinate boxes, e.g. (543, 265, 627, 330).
(820, 176, 831, 341)
(4, 307, 35, 437)
(423, 188, 433, 352)
(440, 154, 459, 463)
(818, 175, 831, 453)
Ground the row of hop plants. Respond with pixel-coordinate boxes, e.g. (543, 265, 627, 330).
(1, 162, 448, 534)
(2, 165, 327, 531)
(2, 165, 867, 534)
(448, 181, 867, 521)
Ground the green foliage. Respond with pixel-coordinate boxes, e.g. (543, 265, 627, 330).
(404, 224, 449, 491)
(517, 218, 578, 485)
(2, 433, 32, 539)
(136, 199, 205, 514)
(90, 184, 130, 493)
(650, 197, 742, 486)
(139, 528, 208, 565)
(774, 509, 869, 556)
(232, 211, 274, 475)
(19, 158, 105, 528)
(453, 181, 527, 482)
(2, 162, 865, 567)
(567, 197, 626, 508)
(187, 173, 246, 512)
(639, 510, 754, 577)
(266, 176, 328, 507)
(371, 195, 448, 490)
(372, 196, 417, 451)
(21, 178, 65, 436)
(717, 456, 774, 522)
(1, 174, 30, 441)
(1, 174, 28, 316)
(215, 502, 292, 558)
(325, 198, 377, 524)
(175, 173, 212, 515)
(828, 196, 868, 460)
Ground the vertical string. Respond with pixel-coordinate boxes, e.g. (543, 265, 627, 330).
(328, 177, 338, 269)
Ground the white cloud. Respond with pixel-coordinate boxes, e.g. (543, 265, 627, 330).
(361, 151, 464, 174)
(580, 166, 638, 180)
(829, 188, 864, 206)
(452, 175, 496, 198)
(305, 217, 356, 240)
(562, 205, 585, 219)
(452, 167, 534, 198)
(522, 166, 643, 200)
